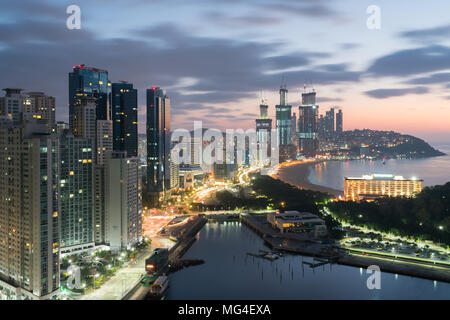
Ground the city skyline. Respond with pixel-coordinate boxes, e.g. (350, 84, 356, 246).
(1, 1, 450, 143)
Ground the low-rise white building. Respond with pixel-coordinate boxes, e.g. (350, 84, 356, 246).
(267, 211, 327, 237)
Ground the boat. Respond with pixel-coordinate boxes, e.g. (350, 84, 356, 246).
(148, 275, 169, 299)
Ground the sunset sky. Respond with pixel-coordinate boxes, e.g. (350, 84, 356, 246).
(1, 0, 450, 143)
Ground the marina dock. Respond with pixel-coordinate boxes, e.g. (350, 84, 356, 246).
(241, 213, 450, 283)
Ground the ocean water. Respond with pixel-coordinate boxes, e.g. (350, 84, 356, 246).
(167, 222, 450, 299)
(308, 143, 450, 191)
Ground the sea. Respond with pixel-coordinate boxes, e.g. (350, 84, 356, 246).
(308, 143, 450, 191)
(167, 222, 450, 299)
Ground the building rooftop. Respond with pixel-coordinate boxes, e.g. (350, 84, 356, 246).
(345, 174, 423, 182)
(271, 211, 323, 224)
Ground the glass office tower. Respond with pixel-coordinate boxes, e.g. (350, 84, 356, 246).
(69, 65, 111, 128)
(146, 87, 170, 202)
(111, 82, 138, 157)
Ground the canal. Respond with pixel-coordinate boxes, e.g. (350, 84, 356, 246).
(167, 221, 450, 299)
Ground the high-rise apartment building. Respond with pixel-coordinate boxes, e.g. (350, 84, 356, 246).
(111, 82, 138, 157)
(95, 120, 113, 165)
(0, 120, 60, 299)
(23, 92, 56, 133)
(104, 152, 142, 252)
(60, 133, 95, 254)
(146, 87, 171, 203)
(72, 96, 96, 141)
(0, 88, 25, 122)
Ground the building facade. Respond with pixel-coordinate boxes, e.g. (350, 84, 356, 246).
(344, 174, 423, 201)
(336, 109, 343, 134)
(267, 211, 327, 237)
(23, 92, 56, 133)
(256, 99, 272, 166)
(69, 65, 111, 129)
(0, 121, 60, 299)
(60, 134, 95, 254)
(104, 152, 142, 252)
(111, 82, 138, 157)
(298, 91, 319, 157)
(146, 87, 171, 203)
(0, 88, 25, 122)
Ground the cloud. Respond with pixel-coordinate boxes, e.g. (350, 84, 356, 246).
(399, 25, 450, 43)
(264, 3, 338, 18)
(0, 2, 356, 131)
(367, 45, 450, 77)
(364, 86, 429, 99)
(405, 72, 450, 85)
(316, 97, 343, 103)
(339, 43, 360, 50)
(206, 11, 282, 26)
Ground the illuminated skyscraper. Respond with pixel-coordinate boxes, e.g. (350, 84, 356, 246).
(146, 87, 170, 203)
(275, 84, 291, 146)
(336, 109, 343, 134)
(60, 133, 95, 254)
(298, 91, 319, 156)
(0, 120, 60, 299)
(111, 82, 138, 157)
(69, 65, 111, 128)
(256, 98, 272, 165)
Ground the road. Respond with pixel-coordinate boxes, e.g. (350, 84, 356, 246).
(77, 248, 152, 300)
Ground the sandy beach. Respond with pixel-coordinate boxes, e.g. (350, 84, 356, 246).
(273, 160, 344, 197)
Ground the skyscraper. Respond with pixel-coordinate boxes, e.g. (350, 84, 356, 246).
(275, 84, 291, 146)
(111, 82, 138, 157)
(255, 98, 272, 166)
(276, 84, 296, 161)
(69, 65, 111, 128)
(336, 109, 343, 134)
(60, 133, 95, 254)
(147, 87, 171, 203)
(104, 152, 142, 251)
(0, 120, 60, 299)
(298, 91, 319, 157)
(325, 107, 335, 138)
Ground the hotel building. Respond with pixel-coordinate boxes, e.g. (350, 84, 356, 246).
(344, 174, 423, 201)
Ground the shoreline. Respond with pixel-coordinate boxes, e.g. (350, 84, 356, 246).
(272, 160, 344, 197)
(241, 214, 450, 284)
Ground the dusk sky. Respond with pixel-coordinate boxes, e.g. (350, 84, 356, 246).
(1, 0, 450, 143)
